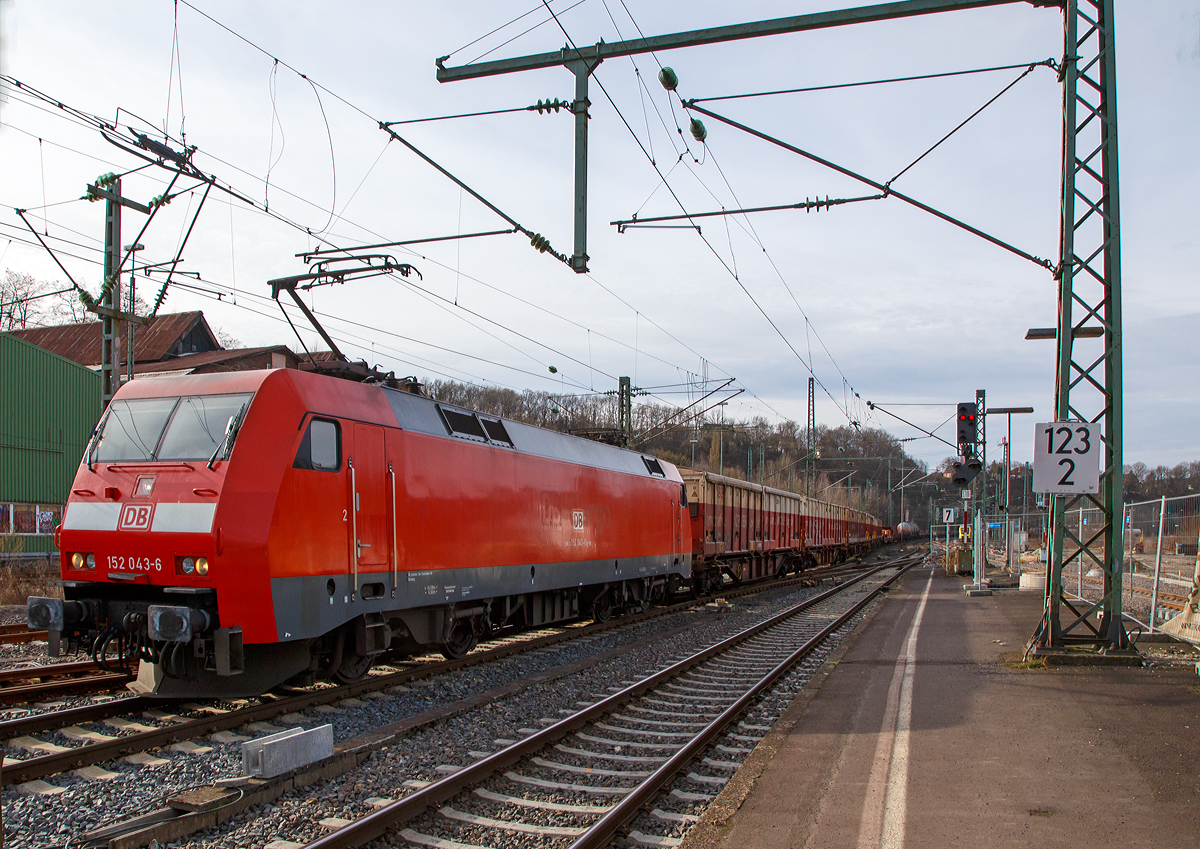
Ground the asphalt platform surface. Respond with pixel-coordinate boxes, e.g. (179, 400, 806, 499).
(680, 564, 1200, 849)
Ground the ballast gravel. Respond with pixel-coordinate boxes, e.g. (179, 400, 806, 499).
(0, 569, 895, 849)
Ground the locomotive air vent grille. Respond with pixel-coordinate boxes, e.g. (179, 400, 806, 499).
(439, 407, 489, 442)
(480, 417, 514, 447)
(642, 456, 666, 477)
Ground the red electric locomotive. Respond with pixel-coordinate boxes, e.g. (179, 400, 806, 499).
(27, 368, 691, 697)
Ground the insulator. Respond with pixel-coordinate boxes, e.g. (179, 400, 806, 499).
(658, 67, 679, 91)
(689, 117, 707, 143)
(530, 233, 551, 253)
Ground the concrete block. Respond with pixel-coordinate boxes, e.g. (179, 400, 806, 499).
(104, 717, 157, 733)
(242, 723, 333, 779)
(143, 710, 188, 724)
(74, 765, 120, 781)
(265, 842, 305, 849)
(365, 796, 395, 809)
(246, 721, 285, 734)
(170, 740, 214, 755)
(16, 780, 65, 795)
(60, 725, 117, 743)
(319, 816, 352, 829)
(210, 730, 251, 744)
(9, 736, 71, 754)
(125, 752, 170, 767)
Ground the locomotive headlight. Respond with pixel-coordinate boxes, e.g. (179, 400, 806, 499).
(85, 553, 95, 569)
(195, 557, 209, 576)
(71, 552, 84, 569)
(181, 557, 195, 574)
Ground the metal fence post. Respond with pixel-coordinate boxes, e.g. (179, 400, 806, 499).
(1150, 496, 1166, 632)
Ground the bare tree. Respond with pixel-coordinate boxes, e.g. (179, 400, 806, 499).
(46, 288, 91, 324)
(214, 328, 242, 349)
(0, 270, 48, 329)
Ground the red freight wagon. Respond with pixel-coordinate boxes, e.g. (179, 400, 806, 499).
(680, 469, 883, 592)
(28, 368, 691, 697)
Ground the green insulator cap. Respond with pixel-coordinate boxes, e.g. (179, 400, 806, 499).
(658, 67, 679, 91)
(689, 117, 707, 143)
(548, 365, 558, 374)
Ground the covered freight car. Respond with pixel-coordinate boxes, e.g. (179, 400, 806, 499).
(679, 469, 883, 592)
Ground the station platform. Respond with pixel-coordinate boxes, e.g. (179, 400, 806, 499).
(681, 564, 1200, 849)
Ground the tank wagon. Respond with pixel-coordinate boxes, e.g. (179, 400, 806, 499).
(27, 368, 691, 697)
(680, 470, 883, 593)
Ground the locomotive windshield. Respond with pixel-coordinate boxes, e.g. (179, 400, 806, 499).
(92, 393, 253, 463)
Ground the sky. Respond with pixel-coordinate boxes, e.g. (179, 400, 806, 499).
(0, 1, 1196, 473)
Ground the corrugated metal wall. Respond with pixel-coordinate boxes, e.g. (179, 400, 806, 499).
(1, 332, 102, 503)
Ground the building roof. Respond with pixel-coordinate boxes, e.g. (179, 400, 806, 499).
(10, 311, 220, 366)
(134, 346, 299, 376)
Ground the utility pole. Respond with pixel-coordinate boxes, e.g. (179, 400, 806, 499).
(86, 175, 153, 406)
(976, 388, 987, 516)
(101, 179, 123, 404)
(989, 406, 1034, 573)
(124, 242, 144, 383)
(806, 376, 815, 496)
(1033, 0, 1127, 656)
(718, 401, 727, 476)
(618, 376, 632, 447)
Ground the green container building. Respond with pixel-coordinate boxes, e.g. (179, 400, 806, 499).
(1, 332, 102, 560)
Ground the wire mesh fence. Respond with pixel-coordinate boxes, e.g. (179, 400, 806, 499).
(972, 494, 1200, 633)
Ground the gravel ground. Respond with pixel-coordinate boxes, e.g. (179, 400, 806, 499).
(0, 605, 27, 626)
(0, 551, 910, 849)
(0, 576, 853, 848)
(183, 576, 884, 849)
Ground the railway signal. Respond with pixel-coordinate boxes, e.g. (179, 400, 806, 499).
(949, 455, 982, 486)
(956, 402, 979, 448)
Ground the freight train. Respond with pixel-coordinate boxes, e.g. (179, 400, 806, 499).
(28, 366, 882, 697)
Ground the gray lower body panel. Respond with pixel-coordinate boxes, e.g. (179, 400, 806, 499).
(269, 553, 692, 643)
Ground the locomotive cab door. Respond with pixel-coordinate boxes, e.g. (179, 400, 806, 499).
(350, 423, 388, 569)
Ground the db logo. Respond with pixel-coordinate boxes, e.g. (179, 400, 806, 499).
(118, 503, 155, 531)
(571, 510, 585, 531)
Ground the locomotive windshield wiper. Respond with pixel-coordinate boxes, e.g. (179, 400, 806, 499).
(84, 415, 107, 471)
(207, 401, 248, 470)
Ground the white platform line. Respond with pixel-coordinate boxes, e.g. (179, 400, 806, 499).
(857, 567, 934, 849)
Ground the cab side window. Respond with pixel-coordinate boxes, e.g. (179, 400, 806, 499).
(294, 418, 341, 471)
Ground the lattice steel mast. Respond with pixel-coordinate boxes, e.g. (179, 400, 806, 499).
(1032, 0, 1126, 654)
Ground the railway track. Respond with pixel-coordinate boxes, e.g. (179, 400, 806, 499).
(0, 624, 48, 645)
(0, 553, 903, 788)
(0, 661, 135, 706)
(300, 552, 923, 849)
(1074, 572, 1188, 612)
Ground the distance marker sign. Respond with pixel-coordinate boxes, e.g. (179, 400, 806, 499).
(1032, 421, 1100, 494)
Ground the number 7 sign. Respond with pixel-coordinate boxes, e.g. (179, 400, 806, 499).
(1032, 421, 1101, 494)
